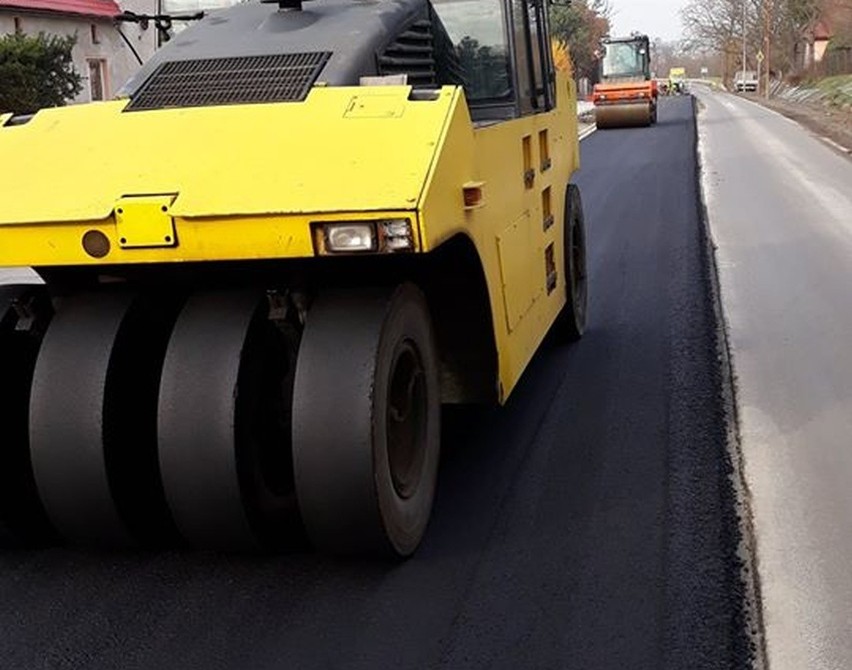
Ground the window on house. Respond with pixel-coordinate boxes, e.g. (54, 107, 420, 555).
(88, 60, 105, 101)
(13, 16, 22, 33)
(91, 24, 99, 44)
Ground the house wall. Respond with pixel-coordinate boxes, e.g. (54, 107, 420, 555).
(0, 3, 157, 104)
(814, 38, 829, 63)
(823, 0, 852, 40)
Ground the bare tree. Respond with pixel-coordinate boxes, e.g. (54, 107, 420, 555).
(651, 38, 720, 78)
(774, 0, 825, 74)
(681, 0, 745, 81)
(681, 0, 831, 84)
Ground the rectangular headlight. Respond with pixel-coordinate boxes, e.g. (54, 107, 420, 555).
(313, 219, 414, 255)
(325, 223, 376, 252)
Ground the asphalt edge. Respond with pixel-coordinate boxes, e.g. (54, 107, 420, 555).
(692, 94, 769, 670)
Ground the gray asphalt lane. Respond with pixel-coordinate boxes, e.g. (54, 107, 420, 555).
(0, 97, 750, 669)
(0, 268, 41, 284)
(695, 85, 852, 670)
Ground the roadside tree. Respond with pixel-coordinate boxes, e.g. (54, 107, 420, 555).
(0, 32, 82, 114)
(550, 0, 611, 82)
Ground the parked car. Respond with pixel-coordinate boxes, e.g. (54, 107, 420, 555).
(734, 70, 757, 92)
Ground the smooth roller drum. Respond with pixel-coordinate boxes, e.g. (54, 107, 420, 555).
(595, 102, 653, 129)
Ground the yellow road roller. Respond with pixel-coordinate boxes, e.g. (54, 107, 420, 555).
(593, 33, 658, 129)
(0, 0, 587, 557)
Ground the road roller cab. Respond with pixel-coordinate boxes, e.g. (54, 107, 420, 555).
(592, 33, 658, 129)
(668, 67, 687, 94)
(0, 0, 587, 557)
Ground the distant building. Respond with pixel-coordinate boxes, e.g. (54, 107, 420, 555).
(0, 0, 158, 104)
(801, 19, 832, 66)
(798, 0, 852, 71)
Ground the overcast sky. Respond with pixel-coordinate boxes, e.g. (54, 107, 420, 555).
(608, 0, 688, 43)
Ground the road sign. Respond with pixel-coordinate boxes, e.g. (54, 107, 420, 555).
(701, 66, 709, 75)
(756, 50, 764, 63)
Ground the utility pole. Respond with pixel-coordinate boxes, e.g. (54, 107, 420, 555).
(741, 0, 747, 86)
(764, 0, 772, 98)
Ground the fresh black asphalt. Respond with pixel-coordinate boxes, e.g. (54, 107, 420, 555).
(0, 96, 752, 669)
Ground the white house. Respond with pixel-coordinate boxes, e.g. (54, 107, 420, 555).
(0, 0, 158, 103)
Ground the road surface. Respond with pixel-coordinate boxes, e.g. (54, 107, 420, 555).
(0, 97, 750, 669)
(695, 85, 852, 670)
(0, 268, 40, 284)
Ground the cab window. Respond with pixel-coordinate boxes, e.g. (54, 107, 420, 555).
(431, 0, 514, 104)
(511, 0, 548, 113)
(601, 42, 646, 78)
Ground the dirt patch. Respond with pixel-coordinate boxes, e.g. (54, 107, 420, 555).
(742, 93, 852, 158)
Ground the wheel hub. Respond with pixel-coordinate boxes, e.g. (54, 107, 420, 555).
(386, 341, 427, 500)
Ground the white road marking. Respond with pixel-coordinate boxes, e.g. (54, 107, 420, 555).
(579, 125, 597, 141)
(819, 136, 850, 154)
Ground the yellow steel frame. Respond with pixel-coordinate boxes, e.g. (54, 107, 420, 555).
(0, 73, 579, 402)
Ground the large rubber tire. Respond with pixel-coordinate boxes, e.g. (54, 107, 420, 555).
(292, 284, 440, 558)
(553, 183, 588, 341)
(29, 292, 182, 546)
(0, 285, 56, 546)
(158, 291, 303, 551)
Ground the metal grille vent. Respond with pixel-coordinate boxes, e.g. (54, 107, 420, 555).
(378, 20, 436, 86)
(127, 52, 331, 111)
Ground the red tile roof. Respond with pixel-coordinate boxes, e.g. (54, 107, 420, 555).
(808, 18, 832, 40)
(0, 0, 120, 18)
